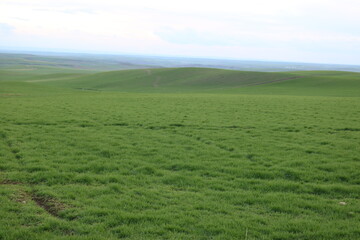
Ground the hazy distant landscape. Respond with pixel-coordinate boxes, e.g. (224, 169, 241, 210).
(2, 52, 360, 73)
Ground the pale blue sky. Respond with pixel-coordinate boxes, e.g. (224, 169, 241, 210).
(1, 0, 360, 64)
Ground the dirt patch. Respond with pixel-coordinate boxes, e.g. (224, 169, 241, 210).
(31, 194, 67, 217)
(1, 178, 69, 217)
(152, 76, 161, 88)
(0, 179, 23, 185)
(13, 190, 31, 204)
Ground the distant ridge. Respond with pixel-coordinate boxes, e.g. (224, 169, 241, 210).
(2, 52, 360, 72)
(28, 67, 360, 97)
(35, 68, 298, 92)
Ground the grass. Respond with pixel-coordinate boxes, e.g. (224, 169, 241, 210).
(220, 71, 360, 97)
(36, 68, 300, 92)
(0, 66, 359, 239)
(25, 67, 360, 97)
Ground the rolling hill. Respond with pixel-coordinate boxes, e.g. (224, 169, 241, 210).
(36, 68, 298, 92)
(17, 67, 360, 97)
(1, 64, 359, 239)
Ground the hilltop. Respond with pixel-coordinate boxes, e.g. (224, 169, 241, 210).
(6, 67, 359, 97)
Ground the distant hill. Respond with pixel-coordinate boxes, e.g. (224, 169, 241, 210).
(40, 68, 296, 91)
(2, 51, 360, 72)
(26, 68, 360, 97)
(218, 71, 360, 97)
(0, 53, 158, 72)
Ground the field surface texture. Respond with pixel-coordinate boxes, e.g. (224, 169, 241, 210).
(0, 66, 360, 239)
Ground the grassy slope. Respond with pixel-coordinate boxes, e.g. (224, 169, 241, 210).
(27, 68, 360, 97)
(0, 68, 94, 82)
(37, 68, 300, 92)
(2, 67, 360, 96)
(0, 68, 360, 239)
(0, 85, 359, 239)
(219, 71, 360, 97)
(0, 81, 75, 97)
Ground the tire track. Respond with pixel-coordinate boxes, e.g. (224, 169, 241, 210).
(0, 130, 68, 218)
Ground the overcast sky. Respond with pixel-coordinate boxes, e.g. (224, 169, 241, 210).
(1, 0, 360, 64)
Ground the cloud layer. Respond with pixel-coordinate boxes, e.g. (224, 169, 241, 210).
(0, 0, 359, 64)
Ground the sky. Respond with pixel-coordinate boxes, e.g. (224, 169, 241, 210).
(0, 0, 360, 65)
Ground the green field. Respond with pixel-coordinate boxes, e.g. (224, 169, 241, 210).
(1, 66, 360, 239)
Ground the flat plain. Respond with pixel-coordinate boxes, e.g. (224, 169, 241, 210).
(0, 63, 360, 239)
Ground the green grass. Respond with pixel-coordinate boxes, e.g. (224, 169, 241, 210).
(0, 68, 95, 82)
(3, 67, 360, 96)
(23, 67, 359, 97)
(36, 68, 300, 92)
(0, 67, 360, 239)
(219, 71, 360, 97)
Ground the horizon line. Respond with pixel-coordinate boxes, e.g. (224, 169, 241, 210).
(1, 47, 360, 67)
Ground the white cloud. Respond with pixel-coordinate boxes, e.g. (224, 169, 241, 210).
(0, 22, 15, 36)
(0, 0, 359, 64)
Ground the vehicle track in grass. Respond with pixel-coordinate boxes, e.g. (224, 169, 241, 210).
(0, 130, 69, 218)
(239, 76, 305, 87)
